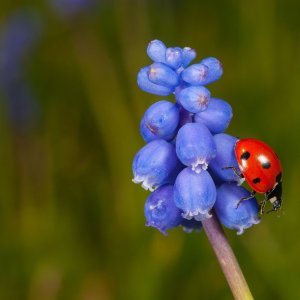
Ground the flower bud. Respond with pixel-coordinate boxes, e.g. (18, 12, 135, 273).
(176, 123, 216, 173)
(182, 57, 223, 85)
(148, 63, 179, 88)
(182, 47, 197, 67)
(177, 86, 211, 113)
(144, 185, 182, 235)
(132, 139, 180, 191)
(165, 47, 183, 69)
(137, 66, 173, 96)
(181, 63, 208, 85)
(174, 168, 216, 220)
(147, 39, 167, 63)
(194, 98, 233, 134)
(140, 100, 179, 142)
(215, 183, 260, 235)
(200, 57, 223, 82)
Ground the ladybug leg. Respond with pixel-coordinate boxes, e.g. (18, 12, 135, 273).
(259, 198, 267, 215)
(222, 166, 244, 178)
(236, 190, 256, 209)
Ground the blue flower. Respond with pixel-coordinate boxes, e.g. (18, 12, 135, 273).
(182, 47, 197, 67)
(181, 57, 223, 86)
(0, 9, 41, 131)
(140, 100, 180, 142)
(132, 139, 180, 191)
(176, 86, 211, 113)
(147, 40, 167, 63)
(144, 185, 182, 235)
(200, 57, 223, 83)
(49, 0, 97, 18)
(215, 183, 260, 235)
(174, 167, 216, 220)
(165, 47, 183, 69)
(137, 66, 174, 96)
(148, 63, 179, 88)
(181, 63, 209, 85)
(176, 123, 216, 173)
(0, 9, 41, 85)
(209, 133, 243, 184)
(194, 98, 233, 134)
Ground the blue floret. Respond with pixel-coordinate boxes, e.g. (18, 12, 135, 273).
(137, 66, 174, 96)
(132, 139, 180, 191)
(176, 86, 211, 113)
(176, 123, 216, 173)
(181, 57, 223, 86)
(148, 63, 179, 88)
(194, 98, 233, 134)
(144, 185, 182, 235)
(182, 47, 197, 67)
(140, 100, 180, 142)
(165, 47, 183, 69)
(174, 167, 216, 221)
(214, 184, 260, 235)
(147, 40, 167, 63)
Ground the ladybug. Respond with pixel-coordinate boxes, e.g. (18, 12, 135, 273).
(224, 138, 282, 214)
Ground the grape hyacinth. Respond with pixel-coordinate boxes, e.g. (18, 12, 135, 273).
(133, 39, 261, 236)
(0, 9, 41, 132)
(49, 0, 97, 18)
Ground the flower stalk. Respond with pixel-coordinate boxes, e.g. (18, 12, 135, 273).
(202, 211, 254, 300)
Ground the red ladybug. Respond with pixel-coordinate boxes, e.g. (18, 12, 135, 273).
(225, 138, 282, 214)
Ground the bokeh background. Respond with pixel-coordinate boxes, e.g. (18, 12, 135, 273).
(0, 0, 300, 299)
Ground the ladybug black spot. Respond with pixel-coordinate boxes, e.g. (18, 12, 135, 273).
(262, 161, 271, 169)
(240, 151, 250, 160)
(276, 172, 282, 183)
(252, 177, 261, 184)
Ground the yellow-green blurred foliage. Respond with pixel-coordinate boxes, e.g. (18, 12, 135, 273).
(0, 0, 300, 299)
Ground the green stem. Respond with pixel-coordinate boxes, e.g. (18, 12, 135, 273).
(202, 212, 254, 300)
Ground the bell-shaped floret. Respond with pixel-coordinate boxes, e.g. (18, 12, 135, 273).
(176, 123, 216, 173)
(174, 167, 216, 221)
(144, 185, 182, 235)
(214, 183, 260, 235)
(132, 139, 180, 191)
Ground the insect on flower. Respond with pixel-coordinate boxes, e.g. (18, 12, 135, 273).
(224, 138, 282, 214)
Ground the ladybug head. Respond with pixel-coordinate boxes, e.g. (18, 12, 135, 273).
(267, 182, 282, 212)
(272, 198, 282, 211)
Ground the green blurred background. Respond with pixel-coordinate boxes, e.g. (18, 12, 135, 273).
(0, 0, 300, 299)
